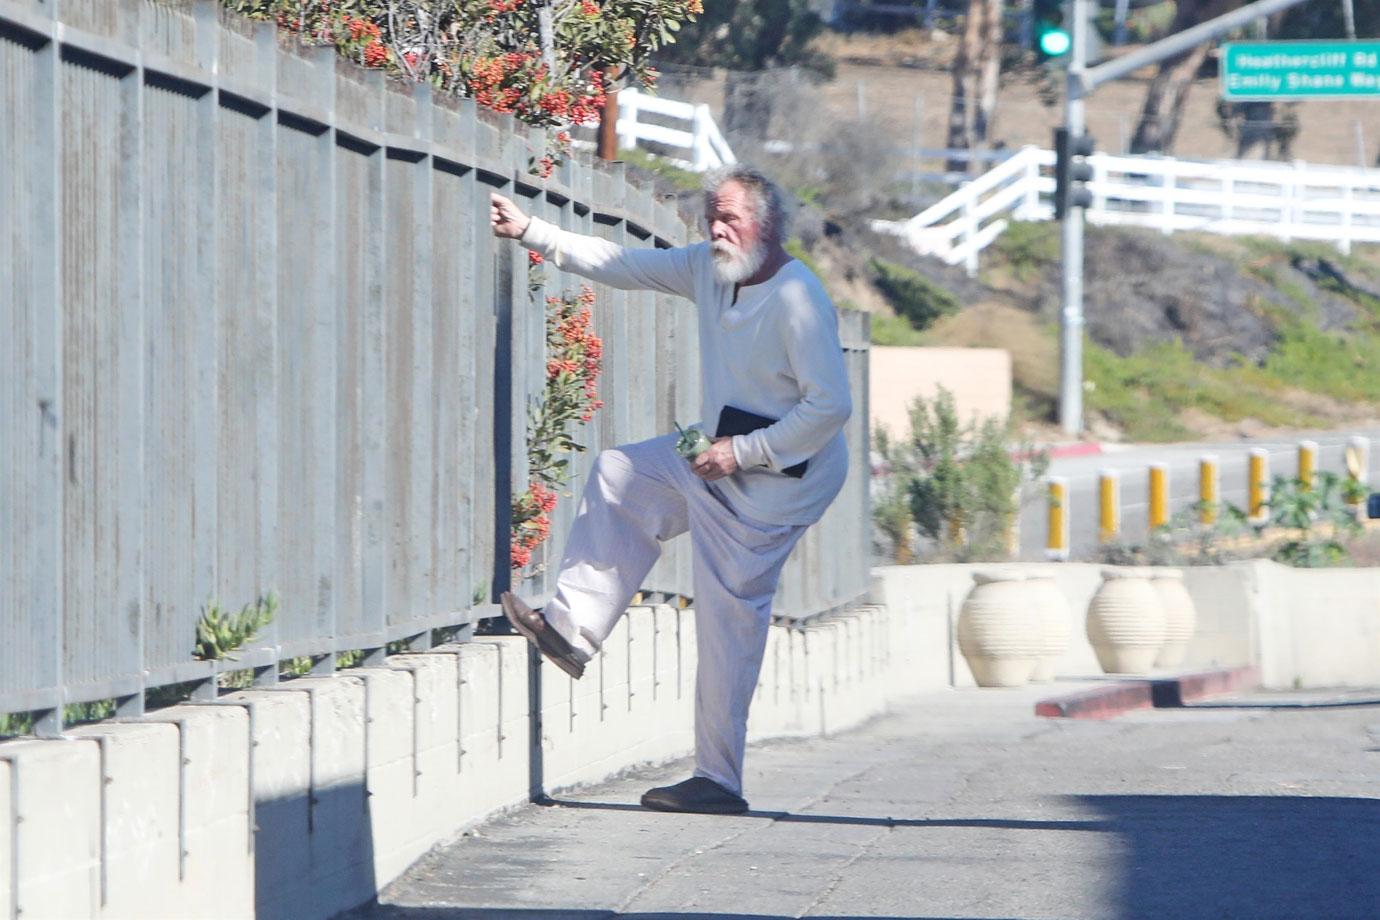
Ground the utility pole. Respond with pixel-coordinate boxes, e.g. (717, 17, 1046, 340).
(1058, 0, 1089, 435)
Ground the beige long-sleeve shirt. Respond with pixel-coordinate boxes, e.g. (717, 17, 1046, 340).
(520, 216, 852, 526)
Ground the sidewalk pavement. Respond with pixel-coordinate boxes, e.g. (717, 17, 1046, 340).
(353, 683, 1380, 920)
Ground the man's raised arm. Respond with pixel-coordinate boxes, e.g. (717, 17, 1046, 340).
(490, 192, 697, 300)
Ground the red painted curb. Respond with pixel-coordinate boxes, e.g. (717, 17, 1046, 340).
(1046, 442, 1105, 460)
(1035, 666, 1261, 719)
(1012, 442, 1105, 462)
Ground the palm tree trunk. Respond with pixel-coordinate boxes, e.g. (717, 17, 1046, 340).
(946, 0, 986, 173)
(973, 0, 1003, 145)
(1129, 0, 1238, 154)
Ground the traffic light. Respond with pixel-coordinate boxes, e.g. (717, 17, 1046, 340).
(1054, 127, 1095, 220)
(1032, 0, 1071, 60)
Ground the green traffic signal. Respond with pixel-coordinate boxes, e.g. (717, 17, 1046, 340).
(1032, 0, 1070, 61)
(1038, 28, 1071, 57)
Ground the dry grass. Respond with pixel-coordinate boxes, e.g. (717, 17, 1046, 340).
(1345, 526, 1380, 567)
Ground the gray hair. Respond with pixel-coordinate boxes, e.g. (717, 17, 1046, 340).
(702, 164, 790, 244)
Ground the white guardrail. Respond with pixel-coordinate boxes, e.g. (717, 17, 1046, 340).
(874, 145, 1380, 274)
(615, 87, 736, 172)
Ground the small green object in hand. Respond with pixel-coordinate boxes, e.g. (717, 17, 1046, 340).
(674, 421, 711, 461)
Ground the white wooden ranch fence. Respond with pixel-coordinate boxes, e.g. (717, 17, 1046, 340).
(615, 86, 736, 172)
(874, 144, 1380, 274)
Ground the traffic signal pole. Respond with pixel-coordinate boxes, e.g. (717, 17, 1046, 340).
(1058, 0, 1089, 435)
(1056, 0, 1312, 435)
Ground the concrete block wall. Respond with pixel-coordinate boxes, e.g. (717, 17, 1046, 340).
(1247, 562, 1380, 688)
(7, 560, 1373, 918)
(0, 706, 255, 920)
(0, 602, 907, 920)
(870, 560, 1380, 690)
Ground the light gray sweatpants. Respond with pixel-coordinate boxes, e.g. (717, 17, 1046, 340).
(542, 433, 805, 796)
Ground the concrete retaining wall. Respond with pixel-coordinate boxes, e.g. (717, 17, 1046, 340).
(870, 560, 1380, 690)
(1246, 563, 1380, 688)
(5, 560, 1374, 918)
(0, 603, 910, 920)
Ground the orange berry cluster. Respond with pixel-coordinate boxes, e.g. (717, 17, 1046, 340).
(510, 480, 557, 569)
(511, 286, 605, 571)
(466, 54, 607, 127)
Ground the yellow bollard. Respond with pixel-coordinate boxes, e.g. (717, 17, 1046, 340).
(1344, 436, 1369, 481)
(1046, 477, 1070, 561)
(1346, 435, 1368, 515)
(1198, 454, 1219, 525)
(1248, 448, 1270, 523)
(1148, 463, 1169, 531)
(1003, 486, 1021, 558)
(1298, 439, 1318, 490)
(1098, 470, 1120, 544)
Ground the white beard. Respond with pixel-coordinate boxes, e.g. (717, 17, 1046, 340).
(711, 239, 767, 285)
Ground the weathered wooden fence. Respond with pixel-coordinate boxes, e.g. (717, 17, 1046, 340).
(0, 0, 871, 735)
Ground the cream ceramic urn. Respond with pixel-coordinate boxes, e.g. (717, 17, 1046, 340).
(1026, 575, 1073, 682)
(957, 572, 1040, 687)
(1086, 567, 1166, 675)
(1151, 569, 1197, 668)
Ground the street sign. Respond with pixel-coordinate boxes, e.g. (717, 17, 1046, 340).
(1221, 40, 1380, 99)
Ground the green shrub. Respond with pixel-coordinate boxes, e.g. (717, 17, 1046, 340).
(875, 388, 1047, 562)
(1267, 473, 1362, 567)
(194, 595, 278, 663)
(870, 312, 928, 346)
(991, 220, 1059, 283)
(1084, 339, 1315, 442)
(0, 699, 119, 738)
(869, 257, 960, 332)
(1264, 321, 1380, 403)
(1098, 473, 1362, 568)
(618, 146, 702, 192)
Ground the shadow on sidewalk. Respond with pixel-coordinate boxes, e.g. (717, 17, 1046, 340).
(353, 795, 1380, 919)
(1184, 698, 1380, 710)
(1084, 794, 1380, 919)
(536, 796, 1111, 832)
(360, 911, 956, 919)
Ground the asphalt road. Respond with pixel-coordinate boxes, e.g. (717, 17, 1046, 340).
(354, 684, 1380, 920)
(1017, 428, 1380, 561)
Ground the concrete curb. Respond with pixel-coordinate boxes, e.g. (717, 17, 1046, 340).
(1034, 666, 1261, 719)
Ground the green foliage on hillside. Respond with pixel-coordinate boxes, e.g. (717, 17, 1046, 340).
(869, 257, 961, 331)
(979, 228, 1380, 440)
(869, 312, 929, 346)
(1084, 340, 1316, 442)
(991, 220, 1060, 283)
(619, 146, 703, 192)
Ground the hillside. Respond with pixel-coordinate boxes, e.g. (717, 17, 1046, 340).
(628, 18, 1380, 444)
(794, 212, 1380, 443)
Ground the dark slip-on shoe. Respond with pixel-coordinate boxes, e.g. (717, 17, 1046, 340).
(641, 777, 749, 815)
(501, 592, 586, 680)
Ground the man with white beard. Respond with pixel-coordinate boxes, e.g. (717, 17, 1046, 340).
(489, 164, 852, 815)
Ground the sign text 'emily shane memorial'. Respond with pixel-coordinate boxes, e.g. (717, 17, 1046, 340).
(1222, 41, 1380, 99)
